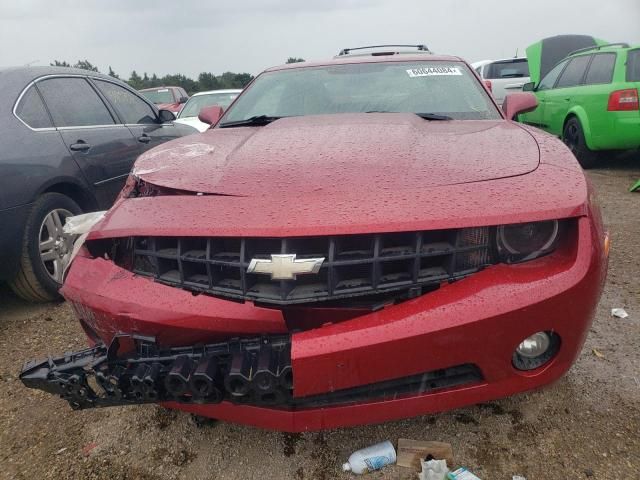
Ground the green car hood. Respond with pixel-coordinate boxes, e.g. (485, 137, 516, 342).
(526, 35, 607, 85)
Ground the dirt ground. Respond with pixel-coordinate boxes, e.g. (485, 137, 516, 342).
(1, 156, 638, 480)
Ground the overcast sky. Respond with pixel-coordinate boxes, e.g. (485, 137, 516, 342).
(1, 0, 638, 78)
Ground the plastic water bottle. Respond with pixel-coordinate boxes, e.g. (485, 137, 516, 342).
(342, 441, 396, 474)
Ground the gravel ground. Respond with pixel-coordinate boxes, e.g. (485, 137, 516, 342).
(1, 155, 639, 480)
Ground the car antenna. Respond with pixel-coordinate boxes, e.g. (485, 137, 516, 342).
(514, 48, 518, 58)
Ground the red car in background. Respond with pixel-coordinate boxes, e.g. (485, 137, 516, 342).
(139, 86, 189, 114)
(21, 45, 608, 432)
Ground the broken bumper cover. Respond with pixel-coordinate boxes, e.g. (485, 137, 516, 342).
(20, 333, 481, 411)
(21, 217, 606, 431)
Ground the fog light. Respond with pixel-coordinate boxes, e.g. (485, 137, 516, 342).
(513, 331, 560, 371)
(516, 332, 550, 358)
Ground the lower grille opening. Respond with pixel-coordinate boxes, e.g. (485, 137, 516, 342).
(293, 364, 483, 409)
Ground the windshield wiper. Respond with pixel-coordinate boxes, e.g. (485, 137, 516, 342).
(415, 113, 452, 121)
(218, 115, 283, 128)
(365, 111, 452, 120)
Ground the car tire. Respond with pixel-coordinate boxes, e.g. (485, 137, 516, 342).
(9, 193, 82, 302)
(562, 117, 600, 169)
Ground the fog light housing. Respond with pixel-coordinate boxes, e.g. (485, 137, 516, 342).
(513, 331, 560, 371)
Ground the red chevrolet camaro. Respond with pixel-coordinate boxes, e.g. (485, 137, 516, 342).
(21, 46, 609, 432)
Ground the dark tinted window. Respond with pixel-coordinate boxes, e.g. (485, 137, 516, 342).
(627, 49, 640, 82)
(15, 86, 52, 128)
(94, 80, 157, 124)
(38, 77, 114, 127)
(556, 55, 591, 88)
(538, 60, 568, 91)
(585, 53, 616, 84)
(485, 59, 529, 79)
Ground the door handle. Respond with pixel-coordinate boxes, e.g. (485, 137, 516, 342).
(564, 98, 571, 102)
(137, 134, 151, 144)
(69, 141, 91, 152)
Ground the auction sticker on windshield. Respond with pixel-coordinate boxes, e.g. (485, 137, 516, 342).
(407, 66, 462, 77)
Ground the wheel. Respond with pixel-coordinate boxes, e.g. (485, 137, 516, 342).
(9, 193, 82, 302)
(562, 117, 600, 169)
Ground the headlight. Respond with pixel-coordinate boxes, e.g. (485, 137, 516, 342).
(497, 220, 559, 263)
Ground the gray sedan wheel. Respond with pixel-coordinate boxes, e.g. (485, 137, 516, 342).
(38, 208, 75, 283)
(10, 193, 82, 302)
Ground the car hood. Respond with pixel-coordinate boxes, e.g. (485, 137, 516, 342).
(173, 116, 210, 133)
(132, 113, 539, 197)
(526, 34, 606, 85)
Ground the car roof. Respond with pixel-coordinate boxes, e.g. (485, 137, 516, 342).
(264, 53, 464, 73)
(471, 60, 493, 68)
(0, 65, 116, 86)
(0, 66, 131, 111)
(488, 57, 528, 64)
(568, 43, 640, 57)
(192, 89, 242, 97)
(139, 86, 183, 92)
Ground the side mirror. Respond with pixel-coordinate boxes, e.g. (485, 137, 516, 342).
(502, 92, 538, 120)
(198, 105, 224, 126)
(158, 109, 176, 122)
(179, 96, 188, 104)
(522, 82, 536, 92)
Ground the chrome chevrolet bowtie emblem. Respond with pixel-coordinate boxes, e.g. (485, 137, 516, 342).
(247, 254, 325, 280)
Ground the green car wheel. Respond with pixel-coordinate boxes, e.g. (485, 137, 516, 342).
(563, 117, 600, 169)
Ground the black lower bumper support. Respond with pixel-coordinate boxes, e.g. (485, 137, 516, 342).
(21, 334, 484, 412)
(20, 334, 292, 410)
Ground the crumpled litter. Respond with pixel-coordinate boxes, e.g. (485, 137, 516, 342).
(62, 211, 106, 278)
(419, 459, 448, 480)
(611, 308, 629, 319)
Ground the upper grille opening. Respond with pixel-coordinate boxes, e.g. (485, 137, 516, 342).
(106, 228, 497, 306)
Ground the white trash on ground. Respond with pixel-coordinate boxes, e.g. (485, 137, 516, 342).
(611, 308, 629, 319)
(446, 467, 482, 480)
(342, 440, 396, 474)
(419, 458, 449, 480)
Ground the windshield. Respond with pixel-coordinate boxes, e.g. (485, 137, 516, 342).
(221, 61, 501, 124)
(140, 89, 174, 104)
(485, 59, 530, 79)
(178, 92, 240, 118)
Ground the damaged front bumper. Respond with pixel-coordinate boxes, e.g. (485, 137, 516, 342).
(20, 217, 607, 432)
(20, 334, 293, 409)
(20, 333, 480, 412)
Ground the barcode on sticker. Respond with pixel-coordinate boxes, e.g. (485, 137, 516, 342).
(407, 66, 462, 77)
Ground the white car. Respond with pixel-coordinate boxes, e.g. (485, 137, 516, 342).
(174, 89, 242, 132)
(472, 58, 530, 106)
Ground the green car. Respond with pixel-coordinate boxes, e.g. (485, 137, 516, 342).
(519, 36, 640, 168)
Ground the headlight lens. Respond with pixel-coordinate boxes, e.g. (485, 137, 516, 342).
(497, 220, 559, 263)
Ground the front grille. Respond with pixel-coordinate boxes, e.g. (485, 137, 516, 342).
(117, 228, 496, 305)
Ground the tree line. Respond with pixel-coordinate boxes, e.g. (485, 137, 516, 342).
(49, 57, 305, 94)
(50, 59, 254, 94)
